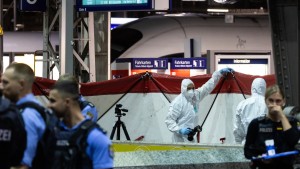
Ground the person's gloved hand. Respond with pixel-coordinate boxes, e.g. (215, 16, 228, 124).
(179, 128, 193, 135)
(219, 68, 234, 74)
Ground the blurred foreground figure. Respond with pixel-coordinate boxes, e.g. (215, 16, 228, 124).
(244, 84, 300, 169)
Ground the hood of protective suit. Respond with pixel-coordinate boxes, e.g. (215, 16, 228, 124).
(181, 78, 194, 94)
(251, 78, 266, 96)
(181, 79, 194, 93)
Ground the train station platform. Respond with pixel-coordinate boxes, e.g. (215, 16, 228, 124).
(113, 141, 250, 169)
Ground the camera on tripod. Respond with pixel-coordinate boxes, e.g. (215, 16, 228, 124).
(187, 125, 202, 141)
(115, 104, 128, 117)
(111, 104, 131, 140)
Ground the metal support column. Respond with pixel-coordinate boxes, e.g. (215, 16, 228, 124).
(13, 0, 17, 31)
(107, 12, 111, 80)
(268, 0, 300, 106)
(46, 0, 108, 81)
(42, 0, 50, 78)
(59, 0, 73, 74)
(88, 12, 96, 82)
(93, 12, 109, 81)
(73, 13, 96, 82)
(42, 0, 60, 79)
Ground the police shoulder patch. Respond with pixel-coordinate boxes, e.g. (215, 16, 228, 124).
(86, 112, 94, 119)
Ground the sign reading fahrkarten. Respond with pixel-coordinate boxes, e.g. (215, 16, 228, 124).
(132, 58, 168, 69)
(171, 58, 206, 69)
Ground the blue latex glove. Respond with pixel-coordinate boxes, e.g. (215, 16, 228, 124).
(219, 67, 234, 74)
(179, 128, 193, 135)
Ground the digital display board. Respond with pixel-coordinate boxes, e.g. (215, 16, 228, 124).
(76, 0, 153, 12)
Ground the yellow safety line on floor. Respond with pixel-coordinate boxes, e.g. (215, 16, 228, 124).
(112, 143, 210, 152)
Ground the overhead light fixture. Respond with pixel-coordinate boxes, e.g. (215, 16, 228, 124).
(164, 13, 187, 17)
(213, 0, 238, 4)
(207, 8, 229, 12)
(213, 0, 227, 3)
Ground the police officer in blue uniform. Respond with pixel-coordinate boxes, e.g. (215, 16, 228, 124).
(48, 80, 113, 169)
(0, 69, 25, 169)
(2, 63, 46, 169)
(57, 74, 99, 122)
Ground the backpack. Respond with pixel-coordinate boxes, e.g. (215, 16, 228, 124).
(17, 101, 58, 169)
(0, 98, 26, 168)
(52, 120, 100, 169)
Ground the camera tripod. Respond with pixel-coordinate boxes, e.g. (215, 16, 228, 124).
(110, 115, 131, 140)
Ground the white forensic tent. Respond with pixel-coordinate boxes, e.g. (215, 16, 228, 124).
(33, 72, 276, 144)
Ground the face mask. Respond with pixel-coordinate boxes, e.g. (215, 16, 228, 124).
(187, 89, 195, 99)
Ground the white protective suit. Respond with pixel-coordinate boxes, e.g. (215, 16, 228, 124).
(233, 78, 267, 144)
(165, 71, 223, 142)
